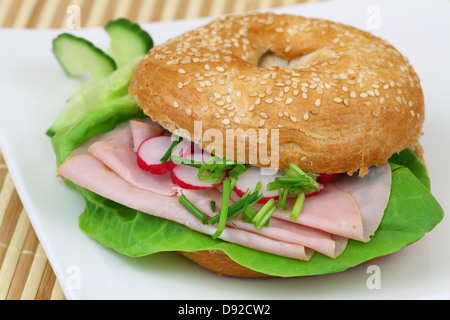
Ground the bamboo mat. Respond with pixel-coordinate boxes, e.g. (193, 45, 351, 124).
(0, 0, 321, 300)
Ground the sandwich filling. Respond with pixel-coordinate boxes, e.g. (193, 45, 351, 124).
(58, 118, 391, 261)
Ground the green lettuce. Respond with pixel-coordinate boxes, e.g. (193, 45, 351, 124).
(50, 109, 444, 277)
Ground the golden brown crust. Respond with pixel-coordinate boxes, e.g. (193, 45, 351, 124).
(178, 250, 271, 277)
(129, 12, 424, 175)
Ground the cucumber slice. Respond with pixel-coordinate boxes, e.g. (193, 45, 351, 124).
(52, 33, 117, 78)
(105, 18, 153, 67)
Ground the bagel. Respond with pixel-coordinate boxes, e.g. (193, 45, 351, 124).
(51, 14, 444, 280)
(129, 12, 424, 176)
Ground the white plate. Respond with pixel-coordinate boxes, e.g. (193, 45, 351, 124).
(0, 0, 449, 300)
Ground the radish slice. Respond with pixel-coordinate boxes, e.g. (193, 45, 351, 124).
(172, 165, 223, 190)
(233, 166, 283, 204)
(137, 136, 177, 175)
(317, 173, 340, 184)
(305, 183, 325, 198)
(171, 151, 224, 190)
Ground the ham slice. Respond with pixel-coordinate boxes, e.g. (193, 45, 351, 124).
(271, 165, 391, 242)
(88, 140, 180, 196)
(182, 189, 348, 258)
(331, 164, 391, 242)
(57, 154, 313, 261)
(129, 119, 165, 152)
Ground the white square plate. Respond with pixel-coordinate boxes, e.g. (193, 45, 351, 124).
(0, 0, 449, 300)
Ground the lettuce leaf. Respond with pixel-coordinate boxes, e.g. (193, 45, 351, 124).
(51, 104, 444, 277)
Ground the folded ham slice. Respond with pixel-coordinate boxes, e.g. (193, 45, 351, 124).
(182, 189, 348, 258)
(129, 119, 165, 152)
(57, 154, 314, 261)
(88, 140, 180, 196)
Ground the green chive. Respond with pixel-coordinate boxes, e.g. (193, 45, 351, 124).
(170, 154, 202, 168)
(242, 203, 258, 223)
(178, 193, 209, 224)
(212, 178, 232, 239)
(290, 192, 305, 222)
(210, 200, 216, 213)
(252, 198, 275, 229)
(228, 164, 249, 179)
(277, 187, 290, 210)
(160, 137, 182, 163)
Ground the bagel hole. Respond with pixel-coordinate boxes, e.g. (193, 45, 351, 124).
(258, 48, 337, 69)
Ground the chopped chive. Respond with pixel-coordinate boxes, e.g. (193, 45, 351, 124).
(178, 193, 209, 224)
(160, 137, 182, 163)
(212, 178, 233, 239)
(228, 164, 249, 179)
(290, 192, 305, 222)
(277, 187, 290, 210)
(252, 198, 275, 229)
(170, 154, 202, 168)
(242, 203, 258, 223)
(256, 206, 276, 230)
(210, 200, 216, 213)
(208, 188, 262, 225)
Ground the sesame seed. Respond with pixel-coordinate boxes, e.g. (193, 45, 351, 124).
(260, 112, 268, 119)
(290, 115, 298, 123)
(350, 91, 357, 98)
(315, 99, 321, 107)
(178, 69, 186, 74)
(286, 98, 293, 105)
(204, 64, 210, 71)
(216, 66, 225, 72)
(360, 93, 368, 98)
(334, 98, 343, 103)
(173, 101, 179, 108)
(222, 119, 230, 125)
(186, 108, 192, 116)
(303, 112, 310, 120)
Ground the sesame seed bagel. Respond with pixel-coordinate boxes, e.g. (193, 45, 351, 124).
(129, 12, 424, 176)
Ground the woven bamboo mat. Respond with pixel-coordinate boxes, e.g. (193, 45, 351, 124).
(0, 0, 321, 300)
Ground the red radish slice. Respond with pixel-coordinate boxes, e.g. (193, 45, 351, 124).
(233, 166, 283, 204)
(137, 136, 177, 175)
(172, 165, 224, 190)
(171, 151, 225, 190)
(317, 173, 340, 184)
(305, 183, 325, 198)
